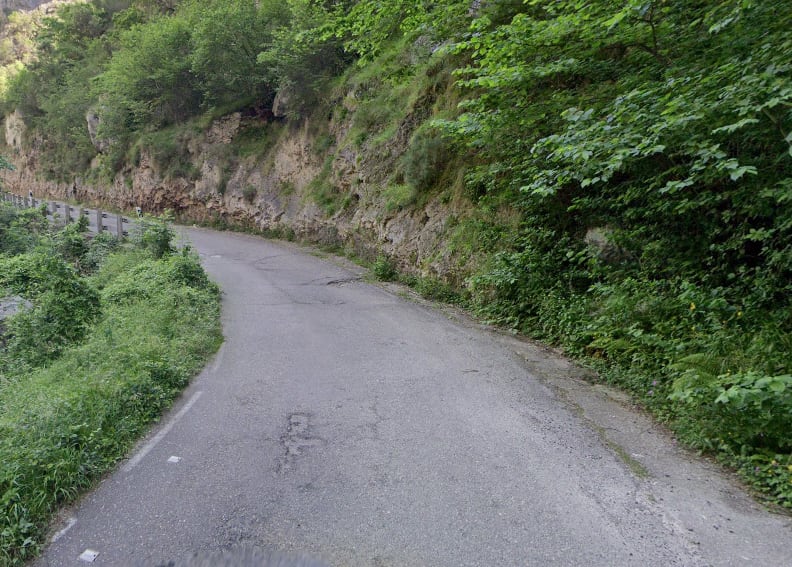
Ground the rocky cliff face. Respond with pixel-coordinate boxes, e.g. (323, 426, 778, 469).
(1, 104, 471, 283)
(0, 0, 69, 15)
(0, 0, 43, 11)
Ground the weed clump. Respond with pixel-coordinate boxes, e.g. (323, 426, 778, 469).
(371, 255, 397, 281)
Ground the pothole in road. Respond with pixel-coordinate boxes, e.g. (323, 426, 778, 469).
(299, 277, 362, 287)
(276, 413, 325, 473)
(325, 277, 362, 287)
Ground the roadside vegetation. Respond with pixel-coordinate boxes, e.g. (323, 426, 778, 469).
(0, 0, 789, 512)
(0, 202, 221, 565)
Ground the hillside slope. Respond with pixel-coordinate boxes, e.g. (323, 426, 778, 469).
(1, 0, 790, 508)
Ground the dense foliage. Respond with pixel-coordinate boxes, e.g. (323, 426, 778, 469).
(438, 0, 792, 505)
(2, 0, 332, 178)
(1, 0, 790, 508)
(0, 203, 221, 565)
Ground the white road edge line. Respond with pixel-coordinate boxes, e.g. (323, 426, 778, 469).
(122, 391, 203, 473)
(51, 517, 77, 543)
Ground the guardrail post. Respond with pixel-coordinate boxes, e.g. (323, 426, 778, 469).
(116, 215, 123, 238)
(66, 204, 73, 222)
(96, 210, 103, 232)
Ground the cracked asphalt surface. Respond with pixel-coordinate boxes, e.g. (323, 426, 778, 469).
(34, 227, 791, 566)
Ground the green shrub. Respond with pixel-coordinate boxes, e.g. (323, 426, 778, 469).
(53, 220, 90, 265)
(401, 128, 450, 191)
(138, 127, 198, 180)
(231, 122, 283, 157)
(371, 255, 397, 281)
(404, 274, 464, 304)
(671, 371, 792, 454)
(133, 213, 175, 259)
(0, 239, 221, 565)
(163, 249, 214, 289)
(0, 251, 101, 368)
(101, 249, 215, 306)
(98, 13, 200, 130)
(0, 204, 35, 256)
(383, 183, 416, 212)
(80, 231, 120, 274)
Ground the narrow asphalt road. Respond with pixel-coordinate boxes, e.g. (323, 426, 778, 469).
(34, 227, 791, 566)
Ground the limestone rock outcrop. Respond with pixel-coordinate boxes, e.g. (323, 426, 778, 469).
(1, 109, 469, 284)
(4, 110, 24, 150)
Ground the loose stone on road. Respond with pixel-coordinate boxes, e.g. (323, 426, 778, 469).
(34, 228, 791, 566)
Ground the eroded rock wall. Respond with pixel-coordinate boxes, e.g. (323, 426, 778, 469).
(1, 109, 469, 282)
(0, 0, 78, 16)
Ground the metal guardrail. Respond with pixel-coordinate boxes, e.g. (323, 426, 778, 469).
(0, 190, 135, 238)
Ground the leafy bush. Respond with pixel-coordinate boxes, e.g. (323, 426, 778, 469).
(401, 128, 450, 191)
(52, 218, 90, 265)
(0, 203, 40, 256)
(671, 371, 792, 454)
(186, 0, 288, 109)
(371, 254, 397, 281)
(102, 250, 216, 305)
(98, 12, 199, 130)
(256, 0, 349, 116)
(0, 251, 101, 368)
(132, 212, 175, 259)
(80, 231, 121, 273)
(436, 0, 792, 506)
(0, 215, 221, 565)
